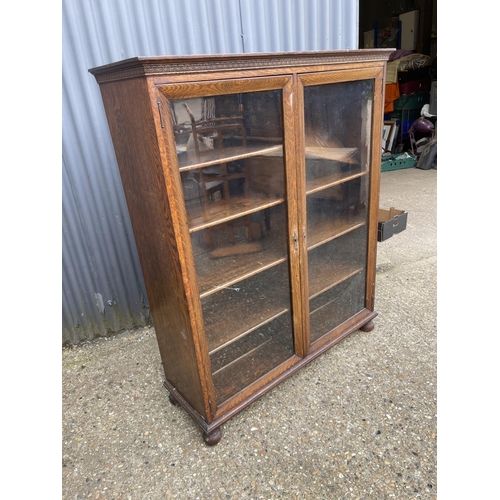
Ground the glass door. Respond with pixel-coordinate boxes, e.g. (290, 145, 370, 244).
(300, 77, 375, 345)
(158, 80, 297, 405)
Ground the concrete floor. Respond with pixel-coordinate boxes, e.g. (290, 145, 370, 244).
(62, 167, 437, 499)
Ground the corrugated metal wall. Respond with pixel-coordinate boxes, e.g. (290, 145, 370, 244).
(62, 0, 359, 345)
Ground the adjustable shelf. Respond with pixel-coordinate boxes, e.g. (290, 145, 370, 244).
(309, 271, 366, 344)
(201, 262, 291, 354)
(304, 146, 359, 163)
(306, 168, 367, 196)
(309, 262, 364, 300)
(186, 193, 285, 233)
(192, 202, 289, 298)
(178, 144, 283, 172)
(210, 313, 294, 403)
(307, 226, 367, 300)
(307, 214, 366, 251)
(196, 247, 287, 298)
(260, 145, 358, 163)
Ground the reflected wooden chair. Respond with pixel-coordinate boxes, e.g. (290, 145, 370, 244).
(183, 103, 259, 251)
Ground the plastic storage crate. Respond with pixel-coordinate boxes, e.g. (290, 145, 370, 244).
(381, 153, 416, 172)
(393, 91, 430, 111)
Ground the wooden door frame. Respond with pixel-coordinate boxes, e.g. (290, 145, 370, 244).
(154, 75, 307, 417)
(294, 66, 385, 353)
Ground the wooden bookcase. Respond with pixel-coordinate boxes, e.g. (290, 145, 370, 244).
(89, 49, 392, 445)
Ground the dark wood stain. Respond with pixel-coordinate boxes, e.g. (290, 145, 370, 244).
(90, 50, 391, 443)
(98, 78, 213, 420)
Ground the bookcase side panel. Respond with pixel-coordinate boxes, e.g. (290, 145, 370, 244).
(98, 77, 211, 420)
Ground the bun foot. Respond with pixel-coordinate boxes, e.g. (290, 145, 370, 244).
(203, 427, 222, 446)
(168, 393, 179, 406)
(360, 320, 375, 332)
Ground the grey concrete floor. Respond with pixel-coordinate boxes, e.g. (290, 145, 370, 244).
(62, 167, 437, 500)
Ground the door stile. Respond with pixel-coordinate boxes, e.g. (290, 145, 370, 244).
(281, 76, 307, 359)
(365, 68, 385, 311)
(297, 68, 382, 346)
(293, 75, 312, 357)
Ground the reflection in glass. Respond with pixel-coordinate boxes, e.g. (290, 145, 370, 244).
(171, 90, 294, 404)
(309, 272, 366, 343)
(210, 312, 294, 403)
(191, 204, 289, 298)
(172, 91, 286, 235)
(307, 176, 368, 251)
(304, 80, 374, 341)
(304, 80, 374, 170)
(308, 227, 367, 300)
(170, 92, 283, 170)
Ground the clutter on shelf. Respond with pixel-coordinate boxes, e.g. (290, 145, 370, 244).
(382, 50, 436, 167)
(384, 50, 431, 114)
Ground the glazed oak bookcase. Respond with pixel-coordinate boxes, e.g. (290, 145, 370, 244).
(90, 49, 392, 445)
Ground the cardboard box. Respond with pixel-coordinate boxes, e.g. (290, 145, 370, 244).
(378, 207, 408, 241)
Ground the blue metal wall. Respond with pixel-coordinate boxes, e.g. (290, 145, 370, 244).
(62, 0, 359, 345)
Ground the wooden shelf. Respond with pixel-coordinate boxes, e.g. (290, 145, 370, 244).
(187, 193, 285, 233)
(310, 296, 343, 335)
(308, 263, 364, 300)
(178, 144, 283, 171)
(309, 271, 366, 344)
(307, 214, 366, 251)
(209, 309, 290, 355)
(305, 146, 358, 163)
(306, 169, 367, 196)
(196, 247, 287, 298)
(193, 203, 289, 298)
(210, 314, 294, 403)
(308, 225, 367, 299)
(259, 146, 358, 163)
(212, 336, 293, 403)
(202, 263, 291, 353)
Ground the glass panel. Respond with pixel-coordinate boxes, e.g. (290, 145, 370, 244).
(208, 289, 294, 404)
(170, 89, 294, 404)
(171, 93, 283, 171)
(304, 80, 374, 342)
(307, 176, 368, 251)
(191, 204, 288, 298)
(309, 272, 366, 343)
